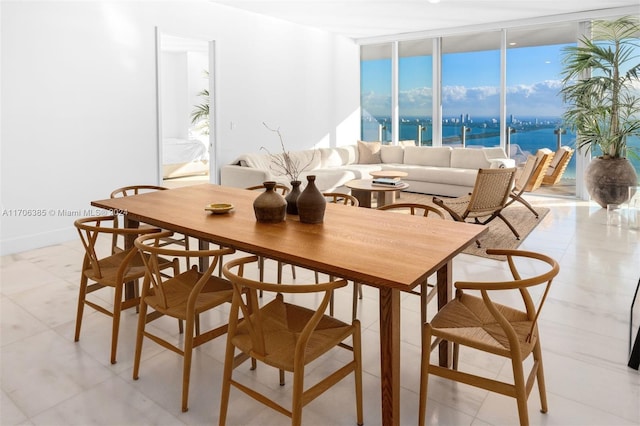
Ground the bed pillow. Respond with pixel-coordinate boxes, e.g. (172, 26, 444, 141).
(357, 141, 382, 164)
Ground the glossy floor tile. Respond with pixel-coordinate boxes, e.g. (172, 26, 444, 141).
(1, 194, 639, 425)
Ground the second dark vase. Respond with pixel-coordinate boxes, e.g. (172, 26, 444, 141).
(285, 180, 302, 215)
(296, 175, 326, 224)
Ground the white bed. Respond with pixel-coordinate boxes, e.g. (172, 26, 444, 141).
(162, 138, 209, 179)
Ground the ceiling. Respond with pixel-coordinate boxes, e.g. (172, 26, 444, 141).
(209, 0, 639, 41)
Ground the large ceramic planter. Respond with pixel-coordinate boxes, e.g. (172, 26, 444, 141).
(585, 157, 638, 208)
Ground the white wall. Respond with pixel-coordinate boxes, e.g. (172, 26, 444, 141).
(0, 1, 361, 255)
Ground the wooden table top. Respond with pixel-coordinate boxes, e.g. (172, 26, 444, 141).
(92, 184, 486, 291)
(346, 179, 410, 192)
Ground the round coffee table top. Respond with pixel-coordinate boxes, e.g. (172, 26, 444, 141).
(345, 179, 409, 192)
(369, 170, 409, 179)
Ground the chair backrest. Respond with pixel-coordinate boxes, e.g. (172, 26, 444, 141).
(543, 146, 574, 185)
(245, 184, 290, 196)
(323, 192, 359, 206)
(135, 231, 234, 310)
(110, 185, 168, 198)
(74, 215, 160, 279)
(525, 149, 554, 192)
(465, 168, 516, 218)
(377, 202, 445, 219)
(222, 256, 348, 358)
(455, 249, 559, 342)
(513, 155, 539, 192)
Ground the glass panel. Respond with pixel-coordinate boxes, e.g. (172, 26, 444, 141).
(361, 44, 392, 142)
(441, 31, 501, 148)
(506, 24, 578, 192)
(399, 40, 433, 146)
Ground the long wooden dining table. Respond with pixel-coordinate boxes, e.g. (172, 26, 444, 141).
(91, 183, 487, 426)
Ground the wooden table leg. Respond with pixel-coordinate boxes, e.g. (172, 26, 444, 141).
(198, 239, 210, 271)
(377, 190, 397, 207)
(379, 287, 400, 426)
(123, 216, 139, 300)
(351, 189, 372, 208)
(437, 260, 453, 367)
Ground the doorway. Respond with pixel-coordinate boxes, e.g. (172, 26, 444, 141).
(156, 29, 215, 188)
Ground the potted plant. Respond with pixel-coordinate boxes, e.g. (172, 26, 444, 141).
(190, 70, 210, 136)
(560, 16, 640, 207)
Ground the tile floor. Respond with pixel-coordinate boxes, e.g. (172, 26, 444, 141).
(1, 194, 639, 425)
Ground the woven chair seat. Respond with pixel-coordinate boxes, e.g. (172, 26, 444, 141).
(232, 298, 354, 371)
(144, 268, 234, 319)
(430, 292, 535, 359)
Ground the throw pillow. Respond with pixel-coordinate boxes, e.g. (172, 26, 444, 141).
(357, 140, 382, 164)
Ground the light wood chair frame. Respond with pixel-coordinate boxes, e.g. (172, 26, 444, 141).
(376, 202, 446, 325)
(110, 185, 191, 266)
(323, 192, 360, 206)
(505, 155, 540, 218)
(542, 147, 574, 186)
(419, 249, 560, 426)
(524, 150, 554, 192)
(313, 192, 360, 316)
(133, 231, 236, 412)
(74, 215, 176, 364)
(220, 255, 363, 426)
(433, 167, 518, 248)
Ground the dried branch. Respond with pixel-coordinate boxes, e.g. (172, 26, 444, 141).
(261, 122, 316, 182)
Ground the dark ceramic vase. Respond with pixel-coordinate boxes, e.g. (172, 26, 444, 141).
(285, 180, 302, 215)
(585, 157, 638, 208)
(253, 181, 287, 223)
(296, 175, 326, 224)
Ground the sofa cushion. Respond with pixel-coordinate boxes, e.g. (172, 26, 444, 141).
(331, 163, 383, 179)
(404, 146, 452, 167)
(358, 141, 382, 164)
(400, 165, 479, 187)
(320, 148, 344, 168)
(300, 169, 357, 192)
(380, 145, 404, 164)
(450, 148, 492, 169)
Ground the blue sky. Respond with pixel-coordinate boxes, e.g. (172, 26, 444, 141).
(362, 44, 571, 118)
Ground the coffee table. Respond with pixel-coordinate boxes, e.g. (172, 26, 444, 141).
(346, 178, 409, 208)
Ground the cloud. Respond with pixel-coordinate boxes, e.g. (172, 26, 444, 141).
(362, 79, 567, 118)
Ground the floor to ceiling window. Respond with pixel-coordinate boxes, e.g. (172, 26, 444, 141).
(399, 40, 433, 146)
(361, 44, 392, 142)
(441, 31, 501, 148)
(506, 23, 578, 193)
(359, 15, 639, 199)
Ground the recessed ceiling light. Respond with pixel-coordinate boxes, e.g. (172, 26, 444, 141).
(509, 42, 517, 46)
(428, 0, 441, 4)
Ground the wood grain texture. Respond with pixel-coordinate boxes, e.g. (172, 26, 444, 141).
(92, 184, 486, 291)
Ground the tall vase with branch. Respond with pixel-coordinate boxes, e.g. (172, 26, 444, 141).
(262, 122, 316, 214)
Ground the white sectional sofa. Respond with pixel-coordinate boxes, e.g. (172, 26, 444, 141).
(220, 141, 515, 197)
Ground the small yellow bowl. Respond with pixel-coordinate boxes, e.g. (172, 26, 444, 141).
(205, 203, 234, 214)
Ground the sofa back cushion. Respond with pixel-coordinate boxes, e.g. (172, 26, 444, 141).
(482, 147, 508, 160)
(403, 146, 452, 167)
(320, 148, 343, 168)
(450, 148, 493, 169)
(357, 140, 382, 164)
(380, 145, 404, 164)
